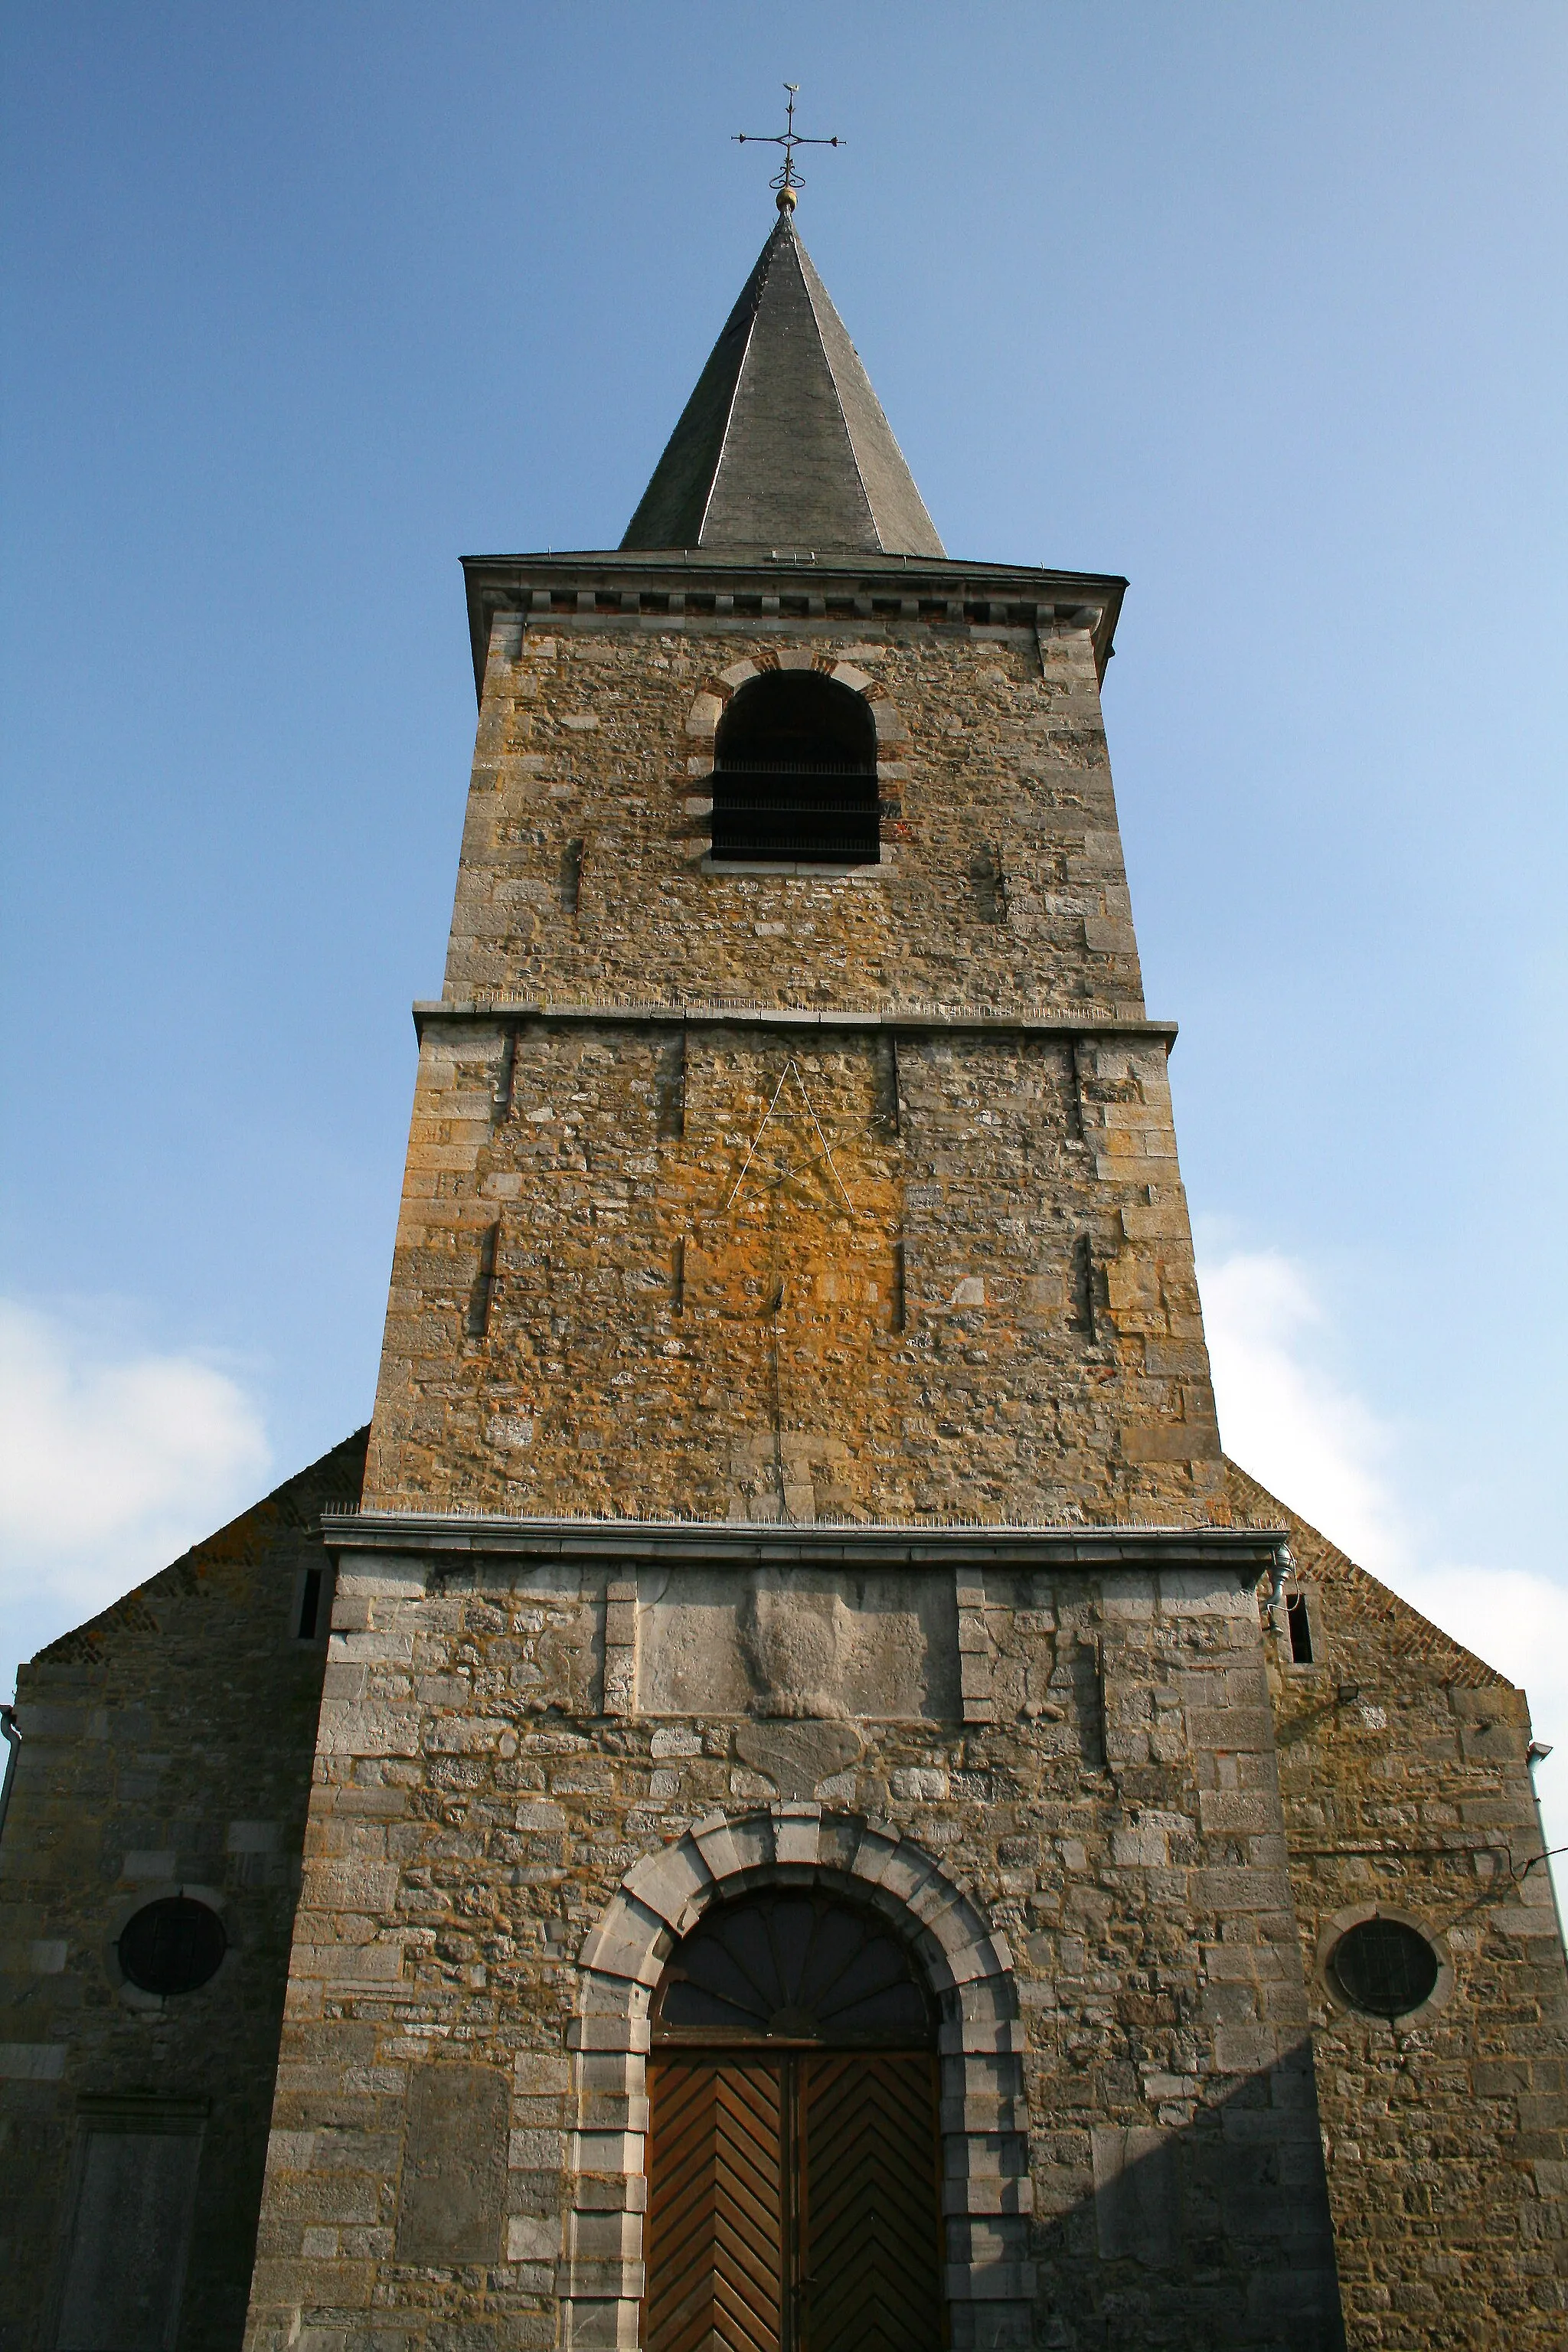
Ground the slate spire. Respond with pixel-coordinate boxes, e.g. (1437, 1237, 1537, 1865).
(622, 214, 945, 557)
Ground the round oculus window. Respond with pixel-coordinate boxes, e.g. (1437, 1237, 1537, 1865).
(116, 1896, 227, 1997)
(1328, 1917, 1439, 2019)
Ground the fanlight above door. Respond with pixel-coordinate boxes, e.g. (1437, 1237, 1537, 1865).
(652, 1889, 935, 2046)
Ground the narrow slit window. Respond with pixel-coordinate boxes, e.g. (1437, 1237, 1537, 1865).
(296, 1566, 323, 1642)
(1285, 1591, 1315, 1664)
(655, 1031, 686, 1139)
(560, 836, 586, 915)
(465, 1223, 500, 1339)
(969, 841, 1007, 922)
(492, 1026, 518, 1121)
(1064, 1039, 1086, 1142)
(712, 670, 878, 865)
(1073, 1233, 1097, 1340)
(874, 1035, 900, 1137)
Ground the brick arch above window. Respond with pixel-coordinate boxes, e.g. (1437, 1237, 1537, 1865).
(683, 658, 910, 750)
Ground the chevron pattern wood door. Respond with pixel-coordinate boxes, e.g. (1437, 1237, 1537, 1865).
(644, 2057, 786, 2352)
(799, 2053, 943, 2352)
(644, 2052, 942, 2352)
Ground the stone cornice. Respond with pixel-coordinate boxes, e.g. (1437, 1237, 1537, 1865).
(320, 1510, 1286, 1581)
(461, 549, 1127, 697)
(411, 998, 1177, 1046)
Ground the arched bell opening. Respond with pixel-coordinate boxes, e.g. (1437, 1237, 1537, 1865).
(712, 670, 879, 866)
(643, 1888, 945, 2352)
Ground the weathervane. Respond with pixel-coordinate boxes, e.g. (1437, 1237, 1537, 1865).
(734, 83, 841, 215)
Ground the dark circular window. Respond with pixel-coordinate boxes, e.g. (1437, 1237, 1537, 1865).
(116, 1896, 227, 1997)
(1328, 1918, 1439, 2019)
(653, 1889, 933, 2046)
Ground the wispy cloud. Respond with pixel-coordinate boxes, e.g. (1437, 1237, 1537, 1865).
(1197, 1238, 1567, 1880)
(0, 1298, 270, 1690)
(1197, 1246, 1408, 1576)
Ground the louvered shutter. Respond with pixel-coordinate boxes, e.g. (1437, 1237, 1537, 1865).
(799, 2053, 944, 2352)
(645, 2057, 786, 2352)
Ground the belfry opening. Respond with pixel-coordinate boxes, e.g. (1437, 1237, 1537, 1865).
(711, 669, 879, 866)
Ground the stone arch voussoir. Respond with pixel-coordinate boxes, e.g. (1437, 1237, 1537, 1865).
(683, 663, 907, 746)
(560, 1805, 1034, 2351)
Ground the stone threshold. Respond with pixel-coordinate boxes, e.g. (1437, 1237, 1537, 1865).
(413, 997, 1177, 1044)
(319, 1510, 1286, 1579)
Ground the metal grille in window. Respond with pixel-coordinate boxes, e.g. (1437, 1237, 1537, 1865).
(1328, 1918, 1438, 2018)
(653, 1890, 934, 2046)
(117, 1896, 227, 1997)
(713, 671, 879, 865)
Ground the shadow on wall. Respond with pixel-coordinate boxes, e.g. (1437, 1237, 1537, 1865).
(1028, 2041, 1345, 2352)
(0, 1430, 370, 2352)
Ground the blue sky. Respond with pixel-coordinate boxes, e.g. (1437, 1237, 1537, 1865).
(2, 3, 1566, 1850)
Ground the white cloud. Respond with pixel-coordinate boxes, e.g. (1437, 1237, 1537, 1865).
(1196, 1245, 1407, 1574)
(0, 1298, 270, 1688)
(1400, 1565, 1568, 1719)
(1197, 1240, 1568, 1891)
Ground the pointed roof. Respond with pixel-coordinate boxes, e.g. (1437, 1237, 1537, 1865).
(622, 214, 945, 557)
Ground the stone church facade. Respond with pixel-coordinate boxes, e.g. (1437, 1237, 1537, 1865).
(2, 201, 1565, 2352)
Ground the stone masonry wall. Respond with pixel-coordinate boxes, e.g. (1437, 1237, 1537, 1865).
(446, 616, 1142, 1015)
(1230, 1462, 1568, 2349)
(364, 606, 1213, 1527)
(365, 1014, 1222, 1526)
(243, 1543, 1341, 2352)
(0, 1430, 367, 2352)
(230, 565, 1568, 2352)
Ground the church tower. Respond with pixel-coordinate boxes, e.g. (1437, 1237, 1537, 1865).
(221, 190, 1565, 2352)
(361, 197, 1212, 1531)
(5, 162, 1564, 2352)
(242, 190, 1346, 2351)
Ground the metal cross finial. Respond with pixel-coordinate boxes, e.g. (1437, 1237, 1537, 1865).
(734, 83, 841, 214)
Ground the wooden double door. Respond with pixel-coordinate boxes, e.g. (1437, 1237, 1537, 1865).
(642, 2049, 944, 2352)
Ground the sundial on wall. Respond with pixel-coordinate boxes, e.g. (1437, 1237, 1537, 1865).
(693, 1051, 900, 1318)
(668, 1042, 905, 1519)
(717, 1057, 864, 1224)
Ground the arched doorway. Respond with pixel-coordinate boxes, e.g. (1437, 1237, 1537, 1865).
(642, 1887, 946, 2352)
